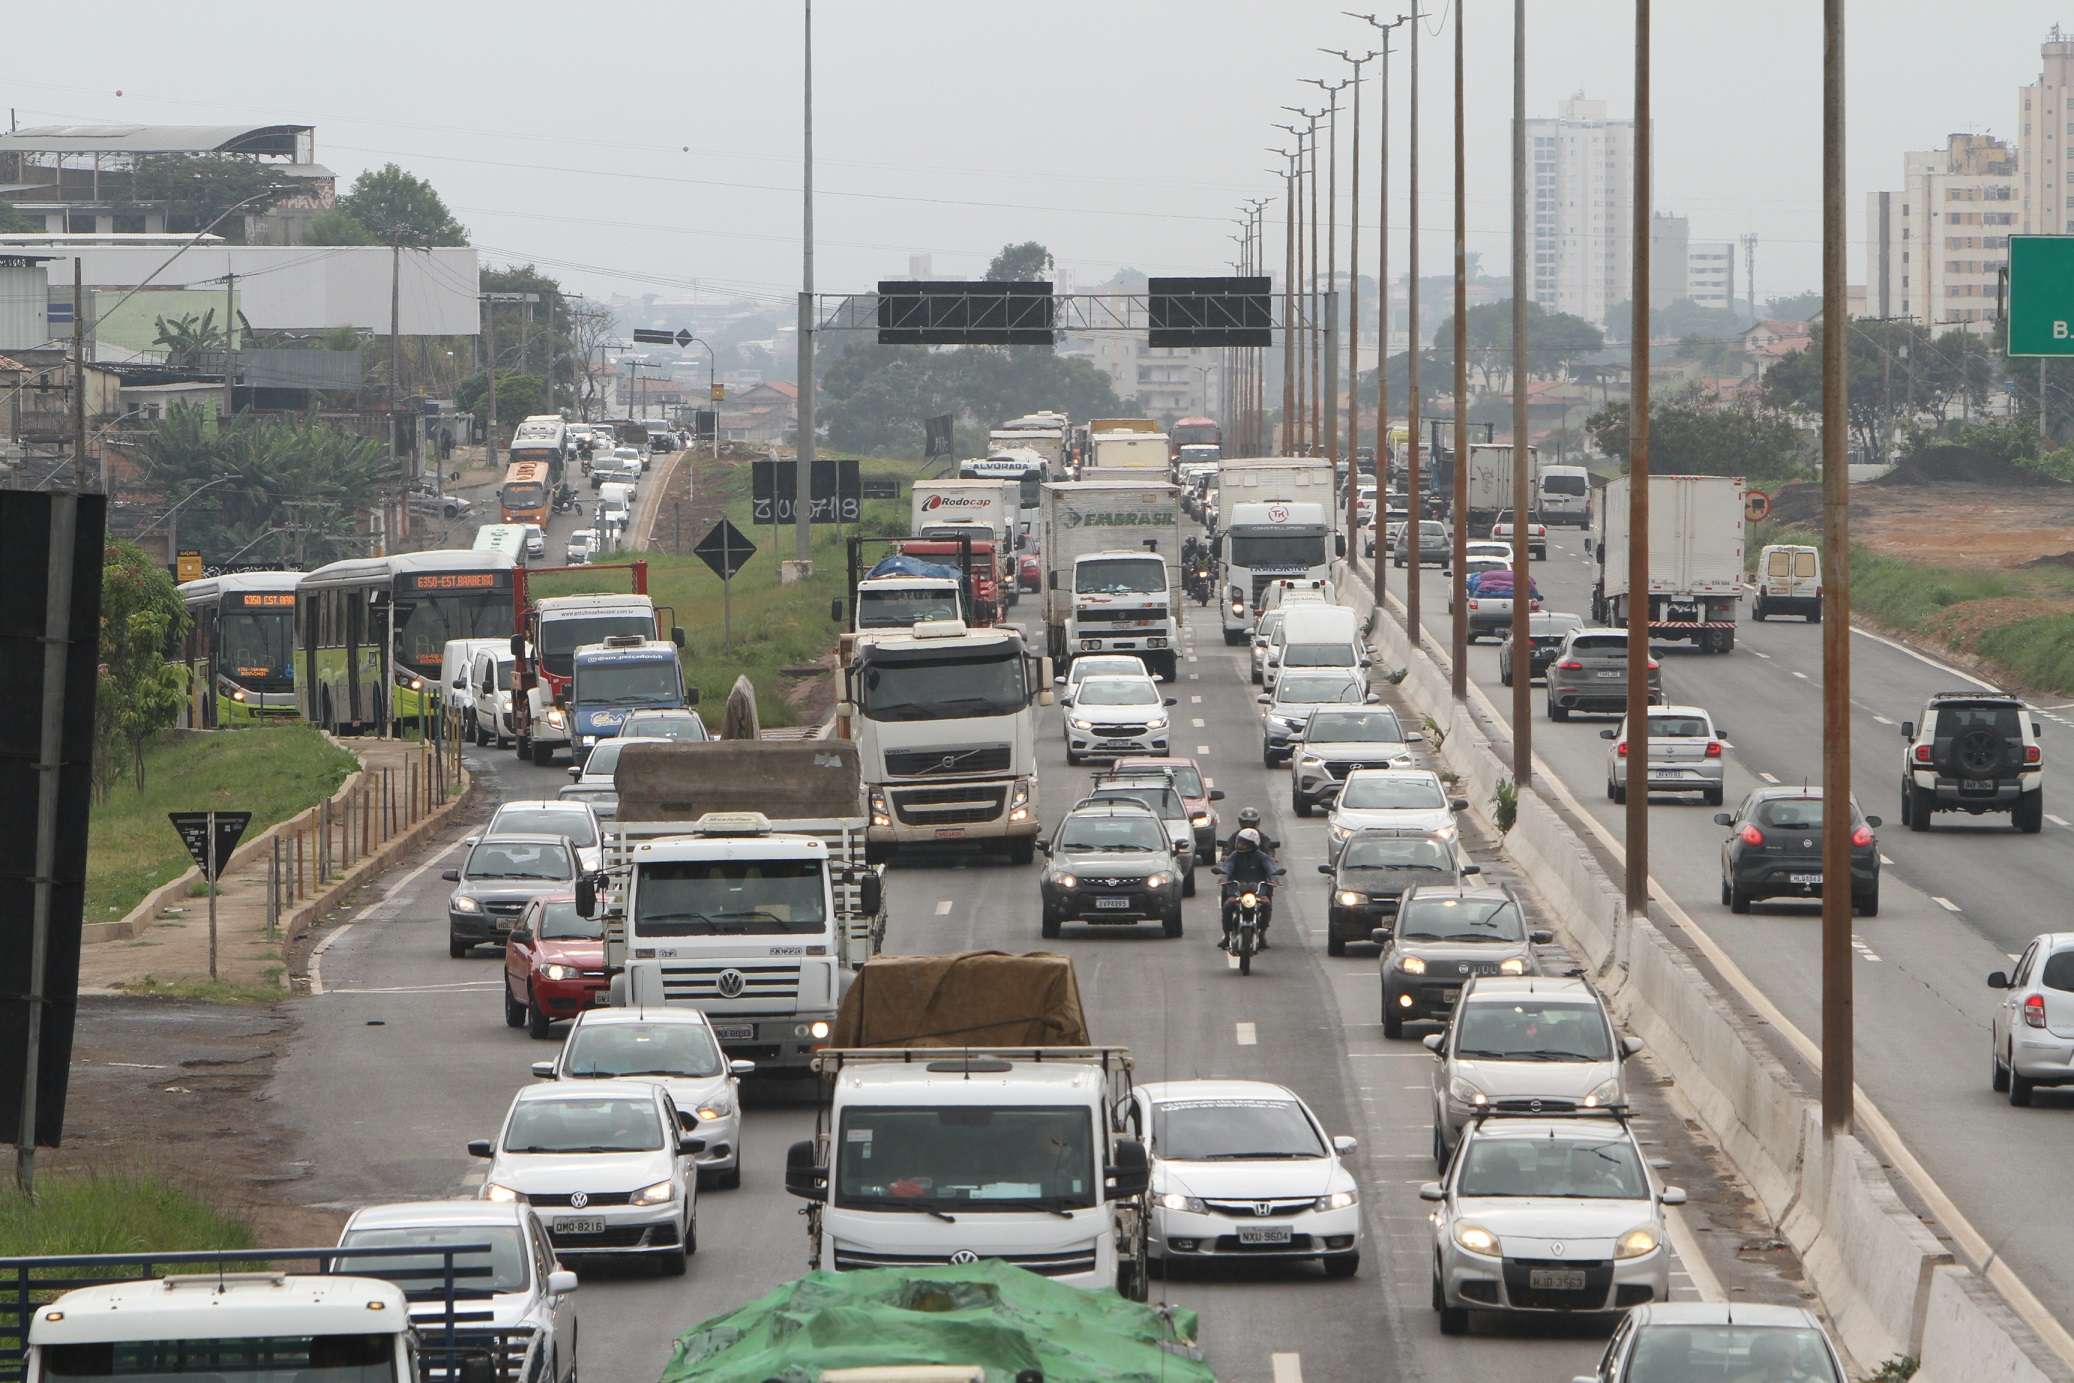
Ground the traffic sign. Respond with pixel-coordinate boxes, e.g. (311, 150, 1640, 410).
(176, 548, 204, 583)
(710, 382, 726, 401)
(169, 811, 252, 881)
(693, 520, 757, 581)
(751, 459, 861, 525)
(1745, 489, 1772, 523)
(633, 327, 696, 348)
(2007, 236, 2074, 357)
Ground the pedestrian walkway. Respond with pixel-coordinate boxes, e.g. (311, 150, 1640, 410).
(80, 735, 468, 994)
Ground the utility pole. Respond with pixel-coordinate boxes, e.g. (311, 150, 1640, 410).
(1307, 109, 1324, 453)
(1819, 0, 1853, 1138)
(793, 0, 816, 568)
(1353, 13, 1408, 615)
(1510, 0, 1532, 783)
(484, 295, 498, 471)
(1406, 4, 1424, 638)
(1624, 0, 1652, 922)
(389, 238, 406, 546)
(1449, 0, 1469, 699)
(1307, 75, 1350, 531)
(1273, 145, 1299, 448)
(1325, 50, 1376, 564)
(221, 270, 236, 423)
(72, 258, 87, 492)
(1280, 115, 1313, 450)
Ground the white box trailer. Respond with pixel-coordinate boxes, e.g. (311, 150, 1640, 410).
(1592, 473, 1745, 652)
(1462, 442, 1540, 527)
(911, 478, 1018, 547)
(1038, 480, 1183, 678)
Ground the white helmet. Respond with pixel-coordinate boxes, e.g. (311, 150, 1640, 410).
(1234, 827, 1262, 852)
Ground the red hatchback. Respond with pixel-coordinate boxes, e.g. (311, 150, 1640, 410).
(501, 892, 608, 1039)
(1019, 551, 1042, 592)
(1113, 755, 1224, 862)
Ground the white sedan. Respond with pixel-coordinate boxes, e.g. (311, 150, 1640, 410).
(1064, 676, 1173, 764)
(1056, 654, 1150, 701)
(1136, 1078, 1362, 1279)
(1327, 768, 1468, 852)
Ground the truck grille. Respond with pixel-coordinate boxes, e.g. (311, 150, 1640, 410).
(1076, 607, 1162, 624)
(890, 784, 1009, 826)
(884, 743, 1012, 777)
(831, 1245, 1098, 1278)
(656, 961, 801, 1002)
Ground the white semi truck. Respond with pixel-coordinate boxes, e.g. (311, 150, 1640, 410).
(1213, 458, 1336, 643)
(592, 739, 888, 1072)
(1038, 479, 1183, 679)
(1592, 473, 1746, 653)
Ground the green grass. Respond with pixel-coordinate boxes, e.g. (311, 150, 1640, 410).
(112, 975, 287, 1004)
(1975, 613, 2074, 694)
(0, 1172, 255, 1257)
(88, 724, 358, 927)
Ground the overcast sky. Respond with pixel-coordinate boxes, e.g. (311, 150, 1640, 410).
(3, 2, 2059, 316)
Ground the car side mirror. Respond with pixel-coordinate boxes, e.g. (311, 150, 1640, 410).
(1599, 728, 1616, 740)
(1318, 863, 1334, 875)
(678, 1134, 707, 1156)
(1621, 1035, 1646, 1059)
(466, 1139, 493, 1159)
(685, 687, 700, 706)
(1988, 970, 2010, 989)
(546, 1269, 578, 1296)
(508, 928, 531, 944)
(575, 875, 597, 918)
(1462, 863, 1482, 876)
(785, 1138, 827, 1201)
(1864, 815, 1882, 829)
(1417, 1181, 1446, 1203)
(672, 626, 686, 648)
(730, 1059, 758, 1076)
(1174, 841, 1191, 856)
(1660, 1186, 1688, 1207)
(1365, 693, 1382, 704)
(530, 1061, 556, 1080)
(829, 598, 843, 622)
(1450, 798, 1468, 812)
(1406, 732, 1424, 743)
(1257, 694, 1271, 705)
(567, 764, 583, 779)
(1900, 720, 1915, 740)
(1106, 1136, 1150, 1200)
(441, 868, 461, 883)
(1712, 812, 1733, 827)
(2034, 721, 2044, 738)
(1036, 840, 1051, 856)
(1371, 927, 1393, 945)
(1209, 788, 1225, 801)
(1333, 1134, 1358, 1155)
(1422, 1034, 1444, 1054)
(451, 677, 468, 690)
(1531, 929, 1554, 945)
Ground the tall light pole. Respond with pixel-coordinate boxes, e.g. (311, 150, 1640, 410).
(1623, 0, 1653, 922)
(793, 0, 816, 567)
(1509, 0, 1533, 782)
(1279, 113, 1315, 450)
(1449, 0, 1469, 698)
(1406, 5, 1425, 638)
(1351, 12, 1412, 617)
(1819, 0, 1853, 1137)
(1270, 143, 1302, 450)
(1248, 197, 1271, 452)
(1325, 49, 1378, 565)
(1306, 76, 1351, 493)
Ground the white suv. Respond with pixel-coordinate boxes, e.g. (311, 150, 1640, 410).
(1899, 692, 2044, 833)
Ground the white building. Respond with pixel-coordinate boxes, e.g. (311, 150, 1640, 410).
(2019, 26, 2074, 235)
(1649, 213, 1689, 310)
(1687, 241, 1737, 313)
(1057, 329, 1221, 423)
(1526, 94, 1636, 328)
(1865, 133, 2019, 331)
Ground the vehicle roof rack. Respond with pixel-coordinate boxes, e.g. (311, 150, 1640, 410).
(1468, 1102, 1633, 1125)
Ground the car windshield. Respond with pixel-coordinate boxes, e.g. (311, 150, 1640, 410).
(1278, 676, 1362, 706)
(575, 658, 681, 705)
(466, 841, 572, 881)
(1285, 641, 1357, 667)
(1751, 797, 1857, 831)
(335, 1223, 528, 1295)
(1643, 715, 1711, 738)
(1056, 814, 1166, 853)
(1340, 776, 1445, 810)
(579, 740, 636, 780)
(834, 1105, 1097, 1212)
(1078, 679, 1160, 707)
(1454, 1000, 1612, 1061)
(1341, 837, 1453, 871)
(1455, 1133, 1647, 1198)
(1627, 1326, 1841, 1383)
(491, 808, 597, 848)
(1076, 558, 1166, 595)
(621, 713, 708, 741)
(1073, 658, 1147, 685)
(860, 650, 1026, 721)
(563, 1022, 725, 1078)
(503, 1096, 662, 1153)
(1307, 710, 1405, 743)
(531, 900, 602, 941)
(633, 858, 826, 936)
(1152, 1097, 1324, 1161)
(1091, 785, 1185, 820)
(1397, 896, 1524, 942)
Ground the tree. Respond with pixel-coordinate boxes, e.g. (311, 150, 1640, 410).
(0, 201, 36, 233)
(305, 207, 378, 245)
(1763, 292, 1825, 321)
(1585, 393, 1809, 484)
(151, 310, 226, 367)
(334, 163, 467, 247)
(120, 154, 300, 239)
(986, 241, 1055, 282)
(1761, 322, 1898, 460)
(456, 370, 548, 424)
(96, 542, 191, 796)
(818, 343, 1129, 455)
(1430, 300, 1604, 388)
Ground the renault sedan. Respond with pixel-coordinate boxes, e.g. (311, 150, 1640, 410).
(1715, 787, 1881, 916)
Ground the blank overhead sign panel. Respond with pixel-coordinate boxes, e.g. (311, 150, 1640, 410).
(1147, 276, 1273, 348)
(877, 281, 1056, 346)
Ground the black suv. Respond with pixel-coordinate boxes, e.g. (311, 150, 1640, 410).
(1900, 693, 2045, 833)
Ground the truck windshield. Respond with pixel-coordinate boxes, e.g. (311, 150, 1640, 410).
(859, 652, 1025, 721)
(835, 1105, 1097, 1212)
(575, 658, 681, 705)
(1075, 558, 1166, 596)
(42, 1333, 397, 1380)
(634, 858, 826, 935)
(1228, 533, 1327, 568)
(540, 614, 654, 677)
(857, 588, 960, 629)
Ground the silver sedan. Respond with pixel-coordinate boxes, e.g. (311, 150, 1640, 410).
(1989, 933, 2074, 1106)
(1601, 705, 1726, 807)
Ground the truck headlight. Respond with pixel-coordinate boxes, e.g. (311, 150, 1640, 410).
(1231, 600, 1245, 615)
(450, 895, 481, 913)
(546, 707, 566, 729)
(1615, 1227, 1660, 1260)
(630, 1178, 675, 1207)
(1453, 1222, 1500, 1255)
(869, 789, 890, 829)
(1398, 953, 1427, 974)
(1009, 780, 1031, 810)
(1499, 956, 1529, 975)
(1158, 1192, 1207, 1213)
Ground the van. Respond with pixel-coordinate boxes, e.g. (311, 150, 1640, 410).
(440, 637, 511, 727)
(1753, 543, 1821, 622)
(1537, 464, 1592, 526)
(1265, 604, 1366, 693)
(598, 481, 633, 521)
(1261, 577, 1333, 617)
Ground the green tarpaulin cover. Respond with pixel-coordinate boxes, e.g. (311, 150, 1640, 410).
(656, 1259, 1212, 1383)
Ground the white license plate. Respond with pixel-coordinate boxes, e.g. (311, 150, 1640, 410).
(1594, 670, 1621, 679)
(494, 916, 515, 931)
(1099, 740, 1141, 750)
(1962, 778, 1997, 792)
(552, 1217, 605, 1236)
(1095, 896, 1132, 910)
(590, 990, 610, 1006)
(712, 1024, 755, 1042)
(933, 827, 966, 839)
(1237, 1225, 1292, 1245)
(1528, 1267, 1587, 1291)
(1788, 873, 1822, 885)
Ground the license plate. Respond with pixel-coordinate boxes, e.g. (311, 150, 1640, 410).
(494, 916, 514, 931)
(712, 1024, 754, 1042)
(1528, 1267, 1587, 1291)
(590, 990, 610, 1006)
(1962, 778, 1996, 792)
(1788, 873, 1822, 885)
(552, 1217, 605, 1236)
(933, 827, 966, 839)
(1595, 670, 1622, 679)
(1237, 1226, 1292, 1245)
(1095, 896, 1132, 910)
(1100, 740, 1140, 750)
(1668, 606, 1698, 622)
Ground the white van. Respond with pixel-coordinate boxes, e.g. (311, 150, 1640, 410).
(1265, 604, 1367, 694)
(468, 645, 519, 746)
(1537, 464, 1592, 527)
(1753, 543, 1821, 622)
(441, 637, 510, 729)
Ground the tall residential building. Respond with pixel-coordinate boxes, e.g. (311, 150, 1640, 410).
(1526, 94, 1637, 329)
(1687, 242, 1737, 312)
(2019, 26, 2074, 234)
(1865, 132, 2020, 330)
(1649, 213, 1689, 309)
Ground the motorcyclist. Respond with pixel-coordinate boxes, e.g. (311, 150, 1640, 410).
(1217, 826, 1282, 952)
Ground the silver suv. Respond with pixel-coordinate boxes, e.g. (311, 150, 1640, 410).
(1900, 692, 2044, 833)
(1545, 629, 1663, 722)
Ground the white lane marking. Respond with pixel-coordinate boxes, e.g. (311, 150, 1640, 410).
(2049, 814, 2072, 828)
(1758, 771, 1780, 784)
(1271, 1354, 1304, 1383)
(1933, 896, 1962, 913)
(1850, 623, 2002, 692)
(1879, 854, 1894, 866)
(1198, 745, 1212, 754)
(1235, 1021, 1258, 1046)
(1790, 670, 1810, 681)
(1191, 718, 1206, 728)
(1662, 1207, 1725, 1302)
(1751, 650, 1771, 660)
(1871, 713, 1895, 726)
(1191, 694, 1203, 704)
(934, 899, 953, 916)
(310, 840, 470, 994)
(327, 982, 502, 995)
(1851, 935, 1883, 963)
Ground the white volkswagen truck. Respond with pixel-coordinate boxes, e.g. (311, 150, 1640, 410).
(1039, 479, 1183, 679)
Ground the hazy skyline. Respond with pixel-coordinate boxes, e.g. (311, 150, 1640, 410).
(4, 2, 2060, 318)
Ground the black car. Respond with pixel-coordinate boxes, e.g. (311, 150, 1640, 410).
(1376, 883, 1551, 1039)
(1037, 800, 1186, 939)
(1716, 788, 1881, 916)
(1497, 612, 1585, 687)
(1319, 828, 1473, 956)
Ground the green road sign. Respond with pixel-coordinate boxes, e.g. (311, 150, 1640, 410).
(2008, 235, 2074, 357)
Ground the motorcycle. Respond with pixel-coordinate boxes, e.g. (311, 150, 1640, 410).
(1222, 878, 1272, 975)
(551, 485, 578, 516)
(1186, 561, 1215, 607)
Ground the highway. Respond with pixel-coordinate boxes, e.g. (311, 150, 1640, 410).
(1394, 522, 2074, 1322)
(269, 550, 1800, 1383)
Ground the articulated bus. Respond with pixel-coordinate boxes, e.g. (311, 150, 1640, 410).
(175, 571, 303, 727)
(296, 550, 517, 734)
(500, 460, 552, 524)
(509, 415, 566, 486)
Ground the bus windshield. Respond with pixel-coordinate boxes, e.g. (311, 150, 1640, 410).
(219, 609, 295, 688)
(393, 591, 509, 670)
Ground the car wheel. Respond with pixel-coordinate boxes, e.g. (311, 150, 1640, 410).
(657, 1243, 687, 1277)
(1809, 606, 1822, 624)
(2011, 1065, 2037, 1107)
(1549, 699, 1569, 723)
(1065, 747, 1081, 767)
(1383, 1005, 1403, 1039)
(1855, 887, 1879, 918)
(1908, 782, 1934, 832)
(516, 733, 531, 762)
(1899, 781, 1913, 827)
(503, 978, 525, 1028)
(1292, 789, 1312, 818)
(1147, 1252, 1167, 1281)
(1262, 743, 1278, 769)
(450, 934, 470, 960)
(527, 985, 554, 1039)
(1500, 666, 1512, 687)
(1041, 913, 1061, 940)
(1720, 878, 1732, 906)
(1752, 600, 1767, 622)
(715, 1164, 742, 1191)
(1729, 883, 1752, 914)
(1182, 869, 1196, 899)
(1435, 1268, 1468, 1335)
(1610, 780, 1626, 805)
(531, 739, 555, 767)
(1432, 1123, 1448, 1171)
(2015, 790, 2044, 835)
(1992, 1042, 2011, 1093)
(1324, 1251, 1360, 1279)
(683, 1212, 698, 1257)
(1327, 932, 1346, 957)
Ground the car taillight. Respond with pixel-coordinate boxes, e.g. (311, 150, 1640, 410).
(1646, 659, 1660, 670)
(1912, 744, 1933, 764)
(1704, 740, 1723, 758)
(2024, 993, 2048, 1029)
(1558, 660, 1583, 671)
(1615, 741, 1628, 757)
(1468, 599, 1480, 610)
(1850, 824, 1874, 847)
(2026, 745, 2043, 765)
(1739, 824, 1765, 846)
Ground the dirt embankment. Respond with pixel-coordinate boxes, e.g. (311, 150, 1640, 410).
(1766, 481, 2074, 572)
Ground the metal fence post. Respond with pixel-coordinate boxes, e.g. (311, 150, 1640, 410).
(267, 840, 279, 941)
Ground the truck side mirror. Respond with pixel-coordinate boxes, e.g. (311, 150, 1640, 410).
(1106, 1136, 1150, 1200)
(830, 598, 843, 622)
(509, 634, 526, 660)
(784, 1139, 827, 1201)
(575, 875, 597, 918)
(856, 871, 883, 916)
(671, 626, 685, 647)
(685, 687, 700, 706)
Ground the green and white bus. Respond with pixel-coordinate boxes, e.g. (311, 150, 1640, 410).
(296, 549, 517, 734)
(175, 571, 303, 727)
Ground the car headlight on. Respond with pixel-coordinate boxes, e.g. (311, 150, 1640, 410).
(1158, 1191, 1208, 1213)
(1145, 872, 1170, 891)
(539, 963, 573, 981)
(807, 1020, 831, 1040)
(1314, 1189, 1358, 1211)
(1299, 755, 1325, 770)
(696, 1096, 734, 1121)
(1615, 1227, 1660, 1259)
(1231, 600, 1245, 615)
(1398, 953, 1427, 974)
(1453, 1222, 1500, 1255)
(1146, 716, 1168, 730)
(1070, 717, 1095, 731)
(1328, 825, 1351, 845)
(1583, 1078, 1621, 1108)
(1498, 956, 1529, 976)
(451, 895, 481, 913)
(1335, 889, 1365, 908)
(1447, 1076, 1486, 1107)
(546, 707, 566, 729)
(629, 1178, 675, 1207)
(1053, 872, 1079, 890)
(1190, 813, 1211, 826)
(1009, 780, 1031, 810)
(482, 1182, 525, 1204)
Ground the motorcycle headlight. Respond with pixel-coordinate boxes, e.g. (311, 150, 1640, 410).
(1398, 953, 1427, 974)
(1335, 889, 1365, 908)
(1158, 1191, 1208, 1214)
(1315, 1189, 1358, 1211)
(482, 1182, 524, 1204)
(1056, 873, 1078, 890)
(546, 707, 566, 729)
(451, 895, 481, 913)
(1615, 1227, 1660, 1260)
(696, 1096, 734, 1121)
(630, 1178, 675, 1207)
(1239, 891, 1259, 909)
(1499, 956, 1529, 976)
(1447, 1076, 1486, 1107)
(1583, 1078, 1621, 1108)
(540, 963, 573, 981)
(1454, 1222, 1500, 1255)
(1145, 872, 1170, 890)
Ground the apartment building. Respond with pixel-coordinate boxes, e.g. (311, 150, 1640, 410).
(1525, 94, 1636, 328)
(1865, 133, 2019, 331)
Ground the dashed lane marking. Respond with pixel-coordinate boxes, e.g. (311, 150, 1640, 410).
(1191, 718, 1206, 728)
(1198, 745, 1212, 754)
(1933, 896, 1962, 913)
(1852, 935, 1883, 964)
(1191, 694, 1202, 703)
(1751, 650, 1771, 660)
(1790, 670, 1810, 680)
(1235, 1021, 1258, 1045)
(934, 899, 953, 916)
(1271, 1354, 1304, 1383)
(2048, 814, 2072, 828)
(327, 982, 502, 995)
(1758, 771, 1780, 784)
(1872, 714, 1895, 726)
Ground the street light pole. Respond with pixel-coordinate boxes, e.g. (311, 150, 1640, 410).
(1509, 0, 1532, 783)
(1407, 4, 1424, 641)
(1352, 12, 1410, 618)
(1271, 144, 1301, 449)
(794, 0, 816, 567)
(1624, 0, 1653, 921)
(1819, 0, 1853, 1137)
(1306, 76, 1350, 492)
(1325, 49, 1378, 567)
(1449, 0, 1469, 699)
